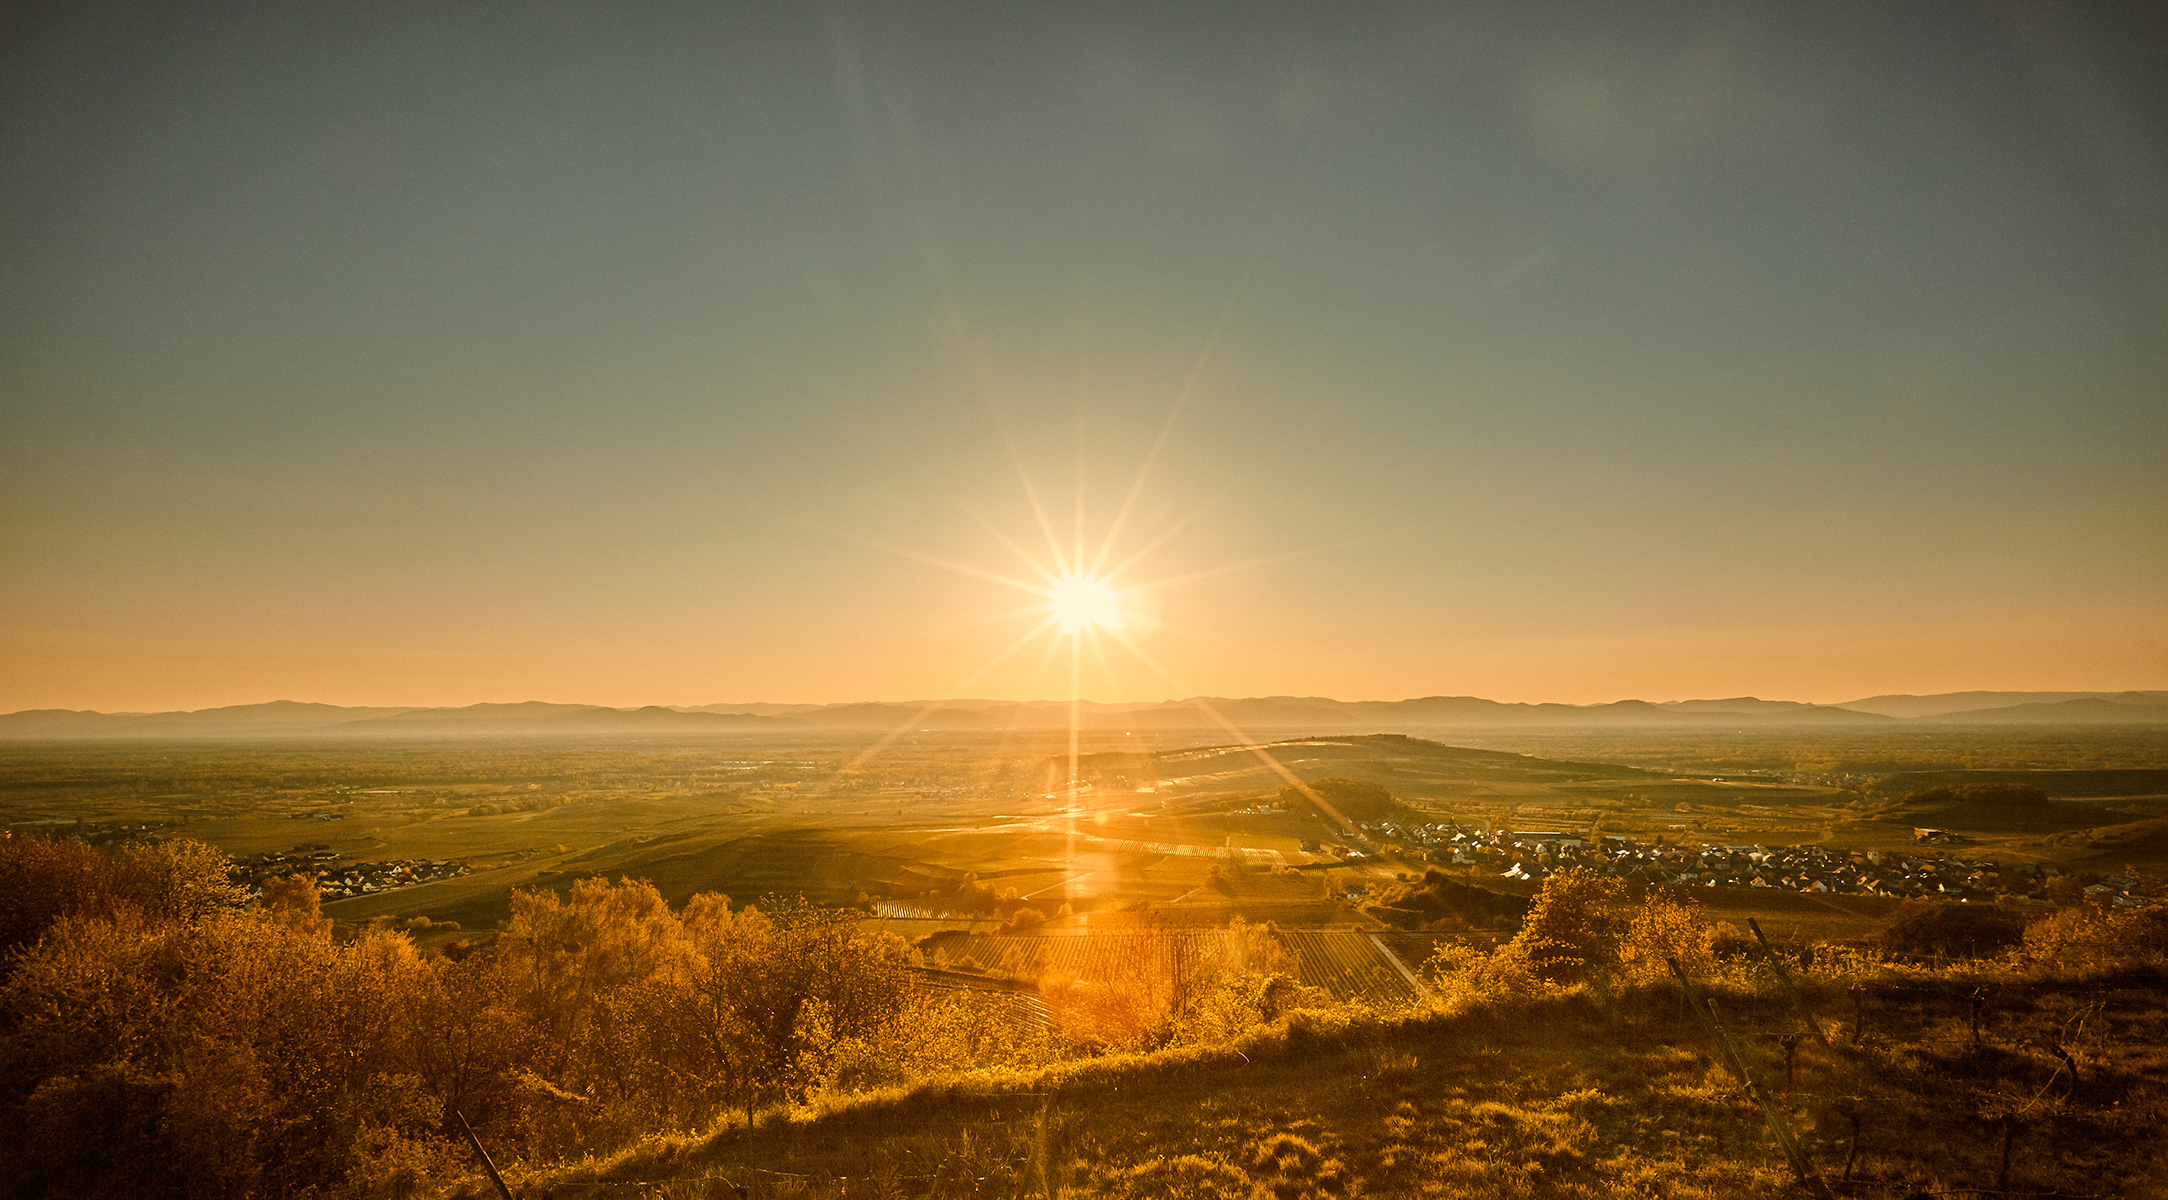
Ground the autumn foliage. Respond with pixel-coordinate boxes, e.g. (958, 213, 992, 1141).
(0, 836, 1077, 1198)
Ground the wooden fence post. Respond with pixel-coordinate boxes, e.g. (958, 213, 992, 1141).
(1747, 917, 1832, 1051)
(1837, 1102, 1865, 1181)
(1038, 1097, 1056, 1200)
(454, 1110, 516, 1200)
(1667, 957, 1836, 1200)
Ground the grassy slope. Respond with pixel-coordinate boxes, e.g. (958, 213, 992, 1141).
(485, 970, 2168, 1200)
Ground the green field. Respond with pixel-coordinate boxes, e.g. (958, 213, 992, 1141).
(5, 727, 2165, 964)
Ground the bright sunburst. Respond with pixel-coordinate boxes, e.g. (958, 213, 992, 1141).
(818, 275, 1374, 843)
(1048, 574, 1124, 635)
(825, 435, 1370, 845)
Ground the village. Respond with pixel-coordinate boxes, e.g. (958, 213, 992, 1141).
(1346, 818, 2150, 907)
(232, 843, 472, 901)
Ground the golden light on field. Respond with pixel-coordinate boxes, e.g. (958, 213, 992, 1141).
(1048, 575, 1124, 635)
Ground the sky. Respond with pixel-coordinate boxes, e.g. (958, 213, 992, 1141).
(2, 0, 2164, 712)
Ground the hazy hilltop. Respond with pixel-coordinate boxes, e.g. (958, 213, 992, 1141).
(1656, 696, 1824, 713)
(701, 694, 1899, 733)
(1836, 690, 2168, 718)
(1911, 693, 2168, 724)
(6, 689, 2165, 739)
(0, 701, 802, 740)
(0, 700, 414, 734)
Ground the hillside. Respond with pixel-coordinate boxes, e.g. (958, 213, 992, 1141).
(2044, 818, 2168, 870)
(1917, 694, 2168, 725)
(1867, 783, 2114, 834)
(0, 701, 804, 739)
(11, 802, 2168, 1199)
(492, 971, 2168, 1200)
(0, 693, 1947, 740)
(1839, 690, 2168, 718)
(22, 689, 2168, 739)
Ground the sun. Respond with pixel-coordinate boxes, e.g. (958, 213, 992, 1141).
(1048, 574, 1124, 635)
(828, 421, 1365, 837)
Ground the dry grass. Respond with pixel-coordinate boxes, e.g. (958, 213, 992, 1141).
(469, 963, 2168, 1200)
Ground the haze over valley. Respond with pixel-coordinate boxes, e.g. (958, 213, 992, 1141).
(9, 689, 2168, 741)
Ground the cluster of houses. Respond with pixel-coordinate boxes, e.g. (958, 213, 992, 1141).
(1340, 820, 2150, 906)
(234, 844, 471, 901)
(55, 820, 171, 847)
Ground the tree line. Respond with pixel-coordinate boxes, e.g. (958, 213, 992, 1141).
(0, 834, 1291, 1199)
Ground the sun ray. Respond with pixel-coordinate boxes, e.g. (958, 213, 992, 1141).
(1087, 400, 1184, 580)
(813, 525, 1051, 597)
(824, 229, 1334, 807)
(830, 614, 1062, 780)
(1083, 626, 1127, 704)
(919, 268, 1074, 584)
(1068, 626, 1083, 802)
(994, 417, 1074, 578)
(1099, 483, 1236, 584)
(1125, 533, 1390, 595)
(950, 600, 1074, 631)
(940, 489, 1061, 587)
(1073, 410, 1088, 586)
(1091, 205, 1283, 577)
(1103, 627, 1364, 841)
(991, 623, 1071, 768)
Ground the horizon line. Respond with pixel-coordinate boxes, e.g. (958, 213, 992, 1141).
(10, 686, 2168, 719)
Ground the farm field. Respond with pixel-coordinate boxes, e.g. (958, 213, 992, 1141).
(4, 726, 2165, 959)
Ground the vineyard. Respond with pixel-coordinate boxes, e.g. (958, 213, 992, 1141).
(917, 928, 1434, 1007)
(1275, 930, 1426, 1005)
(921, 930, 1233, 980)
(1371, 929, 1511, 969)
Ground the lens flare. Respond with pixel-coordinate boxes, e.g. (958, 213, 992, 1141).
(1048, 575, 1123, 634)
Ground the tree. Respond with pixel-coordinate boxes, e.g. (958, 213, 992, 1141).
(1276, 778, 1399, 823)
(1495, 868, 1628, 984)
(686, 895, 912, 1122)
(0, 834, 245, 969)
(498, 876, 695, 1078)
(258, 873, 332, 938)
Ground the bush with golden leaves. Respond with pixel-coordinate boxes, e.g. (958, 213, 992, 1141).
(2014, 900, 2168, 975)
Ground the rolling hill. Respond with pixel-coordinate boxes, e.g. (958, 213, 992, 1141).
(1838, 690, 2168, 718)
(12, 688, 2168, 740)
(0, 701, 803, 739)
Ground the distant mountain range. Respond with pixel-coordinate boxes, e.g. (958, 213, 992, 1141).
(1834, 691, 2168, 718)
(3, 690, 2164, 740)
(0, 701, 802, 740)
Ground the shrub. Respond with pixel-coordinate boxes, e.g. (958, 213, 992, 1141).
(1371, 870, 1530, 930)
(2015, 901, 2168, 974)
(260, 873, 332, 937)
(1901, 783, 2050, 808)
(1615, 892, 1717, 986)
(0, 834, 246, 967)
(0, 904, 447, 1198)
(1494, 868, 1627, 985)
(1878, 901, 2025, 958)
(1275, 778, 1399, 823)
(1003, 906, 1048, 930)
